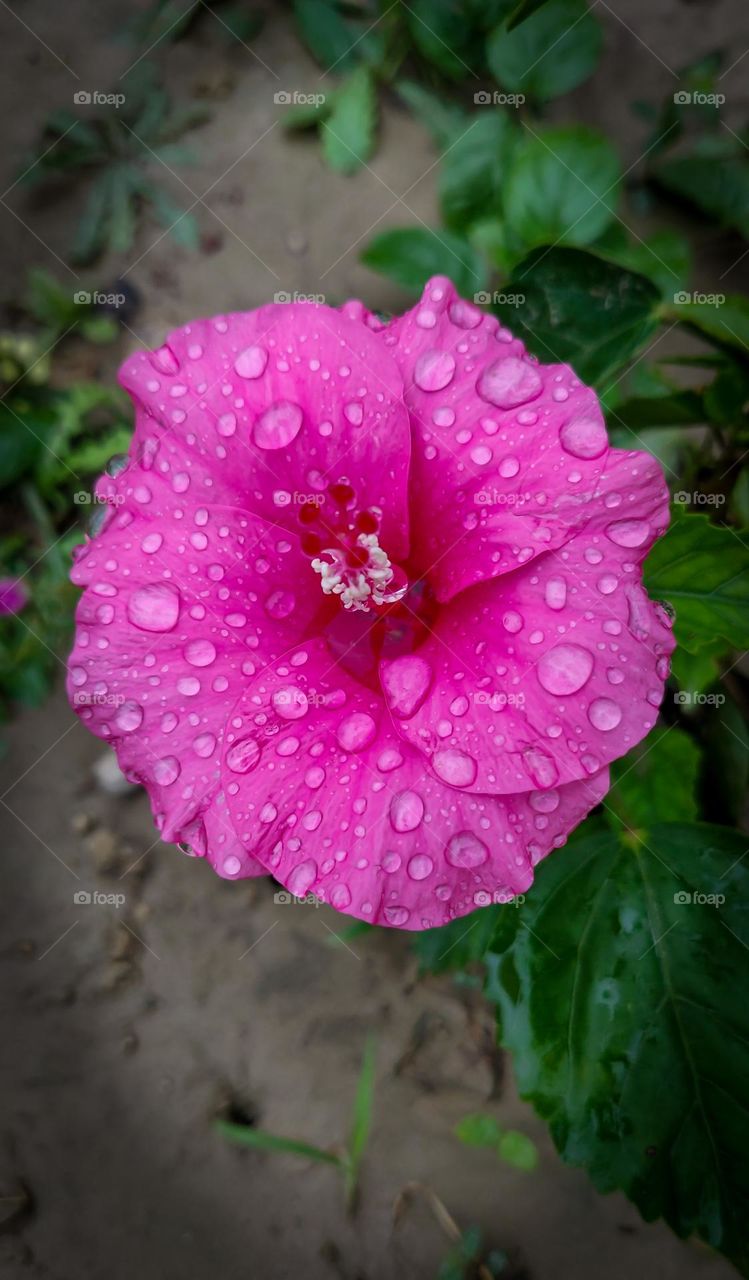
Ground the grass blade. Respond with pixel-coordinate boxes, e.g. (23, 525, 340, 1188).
(216, 1120, 343, 1167)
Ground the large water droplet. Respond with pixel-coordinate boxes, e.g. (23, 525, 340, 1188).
(413, 349, 456, 392)
(446, 831, 488, 868)
(588, 697, 622, 731)
(432, 749, 477, 788)
(537, 643, 594, 696)
(390, 790, 424, 833)
(559, 414, 608, 459)
(380, 655, 432, 719)
(253, 401, 303, 450)
(336, 711, 377, 752)
(127, 583, 180, 632)
(234, 345, 268, 378)
(477, 357, 542, 410)
(226, 735, 262, 773)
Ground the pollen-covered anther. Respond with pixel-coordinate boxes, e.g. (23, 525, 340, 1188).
(312, 532, 407, 612)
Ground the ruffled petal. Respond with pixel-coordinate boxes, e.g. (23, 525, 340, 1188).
(118, 302, 411, 562)
(381, 448, 675, 795)
(219, 638, 608, 928)
(68, 502, 323, 861)
(380, 276, 610, 601)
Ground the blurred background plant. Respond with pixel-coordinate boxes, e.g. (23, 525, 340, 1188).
(2, 1, 748, 1274)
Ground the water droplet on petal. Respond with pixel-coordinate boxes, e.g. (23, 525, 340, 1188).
(226, 736, 261, 773)
(477, 357, 542, 409)
(336, 711, 377, 752)
(606, 519, 650, 548)
(390, 790, 424, 832)
(537, 643, 594, 696)
(288, 859, 317, 897)
(380, 655, 432, 719)
(234, 345, 268, 378)
(154, 756, 180, 785)
(588, 697, 622, 731)
(127, 583, 180, 632)
(253, 401, 303, 450)
(559, 414, 608, 459)
(184, 639, 216, 667)
(432, 749, 477, 788)
(446, 831, 488, 868)
(413, 350, 456, 392)
(115, 701, 143, 733)
(273, 687, 309, 720)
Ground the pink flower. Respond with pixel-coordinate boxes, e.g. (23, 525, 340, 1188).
(0, 578, 28, 616)
(67, 277, 674, 930)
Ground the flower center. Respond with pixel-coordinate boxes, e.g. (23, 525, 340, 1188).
(299, 482, 407, 614)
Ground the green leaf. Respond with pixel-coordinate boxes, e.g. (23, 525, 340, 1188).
(0, 398, 54, 488)
(405, 0, 484, 80)
(699, 689, 749, 828)
(485, 824, 749, 1277)
(506, 0, 554, 29)
(608, 390, 704, 430)
(292, 0, 358, 72)
(394, 80, 468, 149)
(414, 901, 513, 973)
(670, 643, 723, 699)
(496, 247, 660, 387)
(592, 225, 691, 298)
(216, 1119, 343, 1165)
(361, 226, 487, 296)
(644, 510, 749, 652)
(497, 1129, 539, 1171)
(321, 66, 376, 175)
(281, 98, 331, 132)
(344, 1035, 376, 1208)
(439, 111, 517, 230)
(504, 125, 620, 250)
(455, 1112, 503, 1147)
(663, 293, 749, 356)
(486, 0, 602, 100)
(704, 361, 749, 426)
(652, 142, 749, 240)
(607, 725, 701, 828)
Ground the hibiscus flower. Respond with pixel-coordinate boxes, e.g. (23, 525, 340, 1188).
(67, 277, 674, 929)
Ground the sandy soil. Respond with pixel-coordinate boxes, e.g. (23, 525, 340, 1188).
(1, 3, 747, 1277)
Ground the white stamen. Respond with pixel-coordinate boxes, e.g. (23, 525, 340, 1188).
(312, 532, 406, 612)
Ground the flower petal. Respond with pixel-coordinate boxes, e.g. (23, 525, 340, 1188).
(381, 276, 610, 600)
(68, 503, 322, 862)
(118, 301, 411, 561)
(220, 638, 609, 927)
(383, 448, 675, 794)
